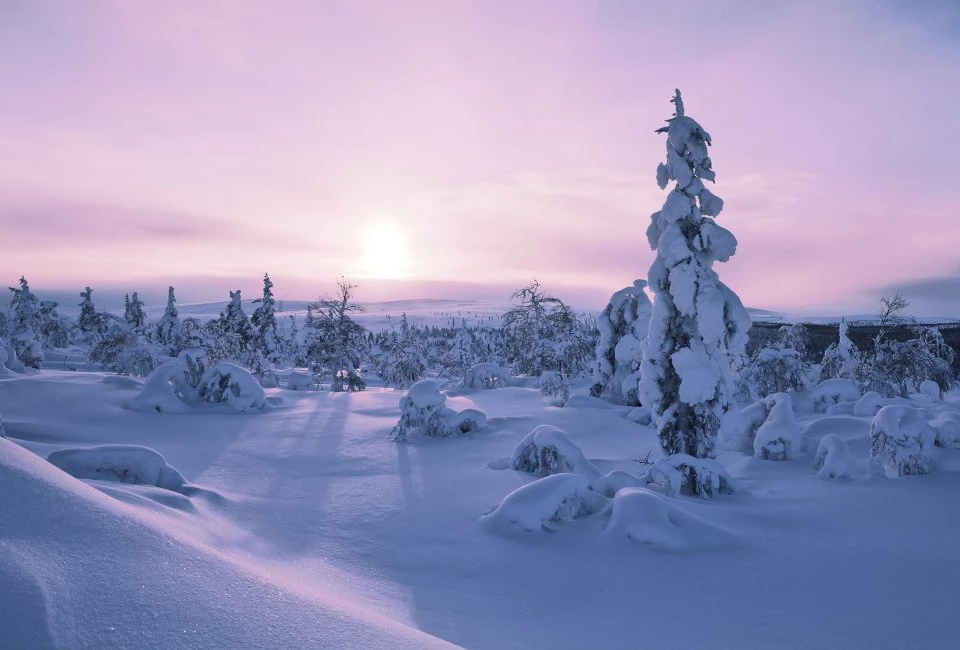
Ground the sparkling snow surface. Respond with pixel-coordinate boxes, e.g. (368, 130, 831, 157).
(3, 371, 960, 648)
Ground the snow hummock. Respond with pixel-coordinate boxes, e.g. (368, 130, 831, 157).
(47, 444, 187, 492)
(197, 363, 268, 412)
(854, 391, 884, 417)
(602, 487, 736, 551)
(754, 393, 802, 461)
(807, 378, 861, 413)
(459, 363, 513, 392)
(646, 454, 737, 498)
(870, 405, 937, 477)
(480, 473, 608, 534)
(510, 424, 600, 481)
(392, 379, 487, 441)
(812, 434, 851, 480)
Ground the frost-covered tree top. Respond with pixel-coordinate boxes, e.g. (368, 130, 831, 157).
(639, 89, 751, 496)
(163, 286, 178, 320)
(78, 286, 98, 333)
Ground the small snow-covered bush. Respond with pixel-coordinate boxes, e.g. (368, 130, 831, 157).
(197, 362, 268, 412)
(510, 425, 599, 480)
(853, 391, 884, 417)
(3, 343, 28, 373)
(931, 412, 960, 449)
(919, 380, 942, 401)
(391, 380, 486, 441)
(646, 454, 736, 499)
(740, 347, 809, 400)
(720, 398, 769, 452)
(480, 473, 608, 533)
(286, 370, 317, 391)
(460, 363, 513, 391)
(128, 364, 192, 414)
(754, 393, 802, 461)
(602, 487, 734, 551)
(869, 405, 936, 477)
(178, 348, 209, 388)
(47, 444, 187, 492)
(813, 434, 851, 479)
(807, 378, 860, 413)
(536, 371, 570, 407)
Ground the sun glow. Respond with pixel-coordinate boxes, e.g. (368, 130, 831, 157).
(357, 219, 413, 279)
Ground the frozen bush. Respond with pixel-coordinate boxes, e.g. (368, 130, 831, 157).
(47, 444, 187, 492)
(812, 434, 851, 479)
(536, 371, 570, 407)
(740, 347, 809, 400)
(592, 280, 652, 405)
(931, 412, 960, 449)
(869, 405, 936, 477)
(460, 362, 513, 391)
(602, 487, 734, 551)
(197, 362, 268, 412)
(391, 379, 486, 441)
(807, 378, 860, 413)
(721, 398, 770, 452)
(510, 425, 600, 480)
(287, 371, 317, 391)
(128, 364, 192, 414)
(919, 380, 942, 401)
(480, 473, 608, 533)
(646, 454, 736, 499)
(854, 391, 884, 417)
(754, 393, 802, 461)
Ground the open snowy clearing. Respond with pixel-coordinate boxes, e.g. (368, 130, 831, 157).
(2, 371, 960, 649)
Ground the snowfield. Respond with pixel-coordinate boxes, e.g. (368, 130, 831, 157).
(3, 371, 960, 648)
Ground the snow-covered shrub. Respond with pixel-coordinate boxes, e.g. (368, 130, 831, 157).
(5, 277, 44, 369)
(536, 370, 570, 407)
(807, 378, 861, 413)
(820, 319, 861, 381)
(510, 425, 600, 480)
(602, 487, 734, 551)
(2, 343, 26, 373)
(90, 317, 159, 377)
(286, 370, 317, 391)
(177, 348, 209, 388)
(391, 379, 486, 441)
(719, 398, 770, 452)
(812, 434, 851, 479)
(639, 90, 751, 497)
(919, 380, 942, 401)
(197, 362, 268, 412)
(375, 314, 425, 390)
(854, 391, 884, 417)
(47, 444, 187, 492)
(480, 473, 608, 534)
(592, 280, 652, 405)
(460, 362, 513, 391)
(305, 278, 368, 391)
(741, 347, 809, 400)
(128, 364, 192, 414)
(753, 393, 802, 461)
(869, 405, 936, 477)
(646, 454, 737, 499)
(931, 412, 960, 449)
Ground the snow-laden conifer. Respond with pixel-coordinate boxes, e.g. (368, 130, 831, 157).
(639, 90, 750, 497)
(155, 286, 181, 355)
(6, 276, 44, 368)
(250, 273, 285, 374)
(592, 279, 652, 405)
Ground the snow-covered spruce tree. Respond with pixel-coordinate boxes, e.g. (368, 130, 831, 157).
(305, 277, 367, 391)
(377, 313, 426, 390)
(250, 273, 285, 375)
(820, 318, 861, 381)
(125, 292, 146, 333)
(284, 315, 306, 367)
(37, 300, 69, 349)
(441, 320, 478, 379)
(740, 324, 811, 400)
(591, 279, 652, 405)
(90, 315, 158, 377)
(6, 276, 44, 369)
(639, 89, 751, 497)
(218, 290, 255, 365)
(77, 286, 99, 343)
(155, 286, 180, 355)
(501, 280, 578, 378)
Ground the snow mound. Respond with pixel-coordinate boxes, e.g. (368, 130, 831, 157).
(197, 363, 268, 412)
(602, 488, 735, 552)
(459, 363, 513, 391)
(870, 405, 937, 478)
(854, 391, 884, 417)
(647, 454, 737, 498)
(754, 393, 802, 461)
(102, 375, 144, 390)
(47, 444, 187, 492)
(722, 398, 768, 452)
(128, 364, 193, 414)
(510, 425, 600, 481)
(480, 473, 608, 534)
(931, 412, 960, 449)
(919, 380, 942, 401)
(592, 470, 647, 498)
(286, 370, 316, 391)
(392, 380, 486, 441)
(808, 378, 860, 413)
(813, 434, 851, 480)
(624, 406, 652, 425)
(3, 343, 27, 373)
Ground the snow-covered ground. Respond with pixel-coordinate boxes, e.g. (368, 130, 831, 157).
(3, 370, 960, 649)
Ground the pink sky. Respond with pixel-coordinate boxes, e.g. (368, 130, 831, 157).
(1, 0, 958, 315)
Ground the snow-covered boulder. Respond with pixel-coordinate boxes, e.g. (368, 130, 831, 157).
(869, 405, 937, 477)
(287, 371, 316, 391)
(808, 378, 860, 413)
(919, 380, 942, 401)
(392, 379, 486, 441)
(128, 364, 192, 414)
(460, 363, 513, 391)
(646, 454, 737, 499)
(854, 391, 884, 417)
(510, 425, 600, 481)
(47, 445, 187, 492)
(602, 487, 735, 551)
(480, 473, 608, 534)
(754, 392, 802, 461)
(197, 363, 268, 412)
(812, 434, 851, 479)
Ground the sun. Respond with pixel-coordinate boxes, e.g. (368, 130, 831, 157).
(357, 219, 413, 279)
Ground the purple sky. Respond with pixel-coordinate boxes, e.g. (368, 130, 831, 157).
(2, 0, 959, 315)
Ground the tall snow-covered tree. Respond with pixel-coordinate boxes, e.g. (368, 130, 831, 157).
(77, 286, 98, 341)
(156, 286, 180, 355)
(639, 90, 751, 497)
(377, 313, 426, 389)
(592, 279, 652, 405)
(219, 290, 255, 364)
(501, 280, 578, 377)
(125, 292, 146, 333)
(306, 278, 367, 390)
(6, 276, 44, 368)
(37, 300, 69, 349)
(250, 273, 285, 373)
(820, 318, 861, 381)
